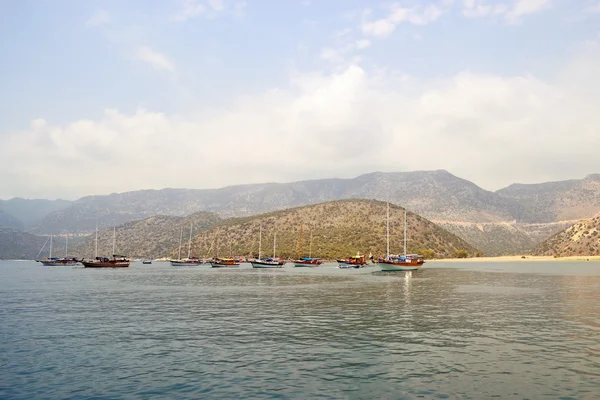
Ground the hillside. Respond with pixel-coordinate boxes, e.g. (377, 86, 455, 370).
(0, 210, 24, 229)
(180, 200, 480, 260)
(0, 228, 47, 259)
(496, 173, 600, 223)
(533, 216, 600, 257)
(31, 170, 519, 234)
(69, 211, 220, 259)
(0, 198, 71, 228)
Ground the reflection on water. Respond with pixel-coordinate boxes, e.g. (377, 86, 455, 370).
(0, 261, 599, 399)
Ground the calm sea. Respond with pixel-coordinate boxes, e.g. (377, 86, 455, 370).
(1, 261, 599, 399)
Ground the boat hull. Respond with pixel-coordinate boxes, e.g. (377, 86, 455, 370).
(251, 261, 284, 268)
(81, 261, 130, 268)
(377, 261, 423, 271)
(170, 261, 203, 266)
(210, 262, 240, 268)
(38, 260, 80, 266)
(338, 263, 361, 269)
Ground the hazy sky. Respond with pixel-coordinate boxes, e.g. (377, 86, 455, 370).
(1, 0, 599, 199)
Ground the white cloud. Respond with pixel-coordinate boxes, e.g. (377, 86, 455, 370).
(462, 0, 551, 22)
(361, 4, 444, 38)
(3, 47, 600, 198)
(85, 9, 110, 27)
(356, 39, 371, 49)
(233, 2, 248, 18)
(171, 0, 207, 21)
(585, 1, 600, 13)
(135, 46, 175, 72)
(208, 0, 224, 11)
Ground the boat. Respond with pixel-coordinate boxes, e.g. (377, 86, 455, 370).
(293, 225, 322, 267)
(82, 226, 130, 268)
(251, 227, 285, 268)
(142, 260, 153, 265)
(81, 255, 130, 268)
(337, 253, 367, 268)
(377, 204, 424, 271)
(170, 223, 204, 266)
(36, 234, 80, 266)
(210, 257, 240, 267)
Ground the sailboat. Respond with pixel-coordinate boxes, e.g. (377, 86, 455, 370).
(81, 225, 130, 268)
(377, 204, 424, 271)
(210, 230, 240, 267)
(293, 225, 322, 267)
(170, 223, 203, 266)
(36, 234, 80, 266)
(251, 226, 286, 268)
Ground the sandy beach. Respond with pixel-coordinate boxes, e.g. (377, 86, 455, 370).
(429, 255, 600, 262)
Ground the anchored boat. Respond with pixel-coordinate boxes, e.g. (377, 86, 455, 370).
(337, 253, 367, 268)
(251, 226, 285, 268)
(377, 203, 424, 272)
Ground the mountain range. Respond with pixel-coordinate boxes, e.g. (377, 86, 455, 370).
(2, 170, 600, 258)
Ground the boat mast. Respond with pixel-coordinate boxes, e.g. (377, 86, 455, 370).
(178, 225, 183, 260)
(297, 225, 303, 259)
(112, 227, 116, 256)
(65, 235, 68, 257)
(403, 209, 407, 257)
(187, 222, 193, 259)
(49, 234, 53, 259)
(309, 230, 313, 258)
(386, 202, 390, 258)
(95, 223, 98, 258)
(273, 231, 277, 258)
(258, 224, 262, 260)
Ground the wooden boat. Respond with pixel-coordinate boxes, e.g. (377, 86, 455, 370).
(81, 226, 130, 268)
(81, 255, 130, 268)
(251, 227, 285, 268)
(293, 225, 322, 267)
(210, 257, 240, 268)
(294, 257, 323, 267)
(170, 223, 204, 266)
(170, 257, 203, 266)
(337, 253, 367, 268)
(36, 234, 80, 266)
(377, 204, 424, 272)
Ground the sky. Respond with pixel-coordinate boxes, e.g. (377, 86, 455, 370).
(1, 0, 600, 200)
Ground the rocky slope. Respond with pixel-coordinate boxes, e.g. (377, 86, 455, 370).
(0, 228, 47, 260)
(533, 216, 600, 257)
(181, 200, 480, 260)
(496, 174, 600, 223)
(69, 211, 220, 260)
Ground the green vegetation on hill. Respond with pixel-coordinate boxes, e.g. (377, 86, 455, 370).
(533, 216, 600, 257)
(69, 211, 221, 259)
(181, 199, 480, 260)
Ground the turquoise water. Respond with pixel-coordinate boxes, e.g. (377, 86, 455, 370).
(1, 261, 599, 399)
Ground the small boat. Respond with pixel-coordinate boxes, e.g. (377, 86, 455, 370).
(142, 260, 153, 264)
(293, 257, 323, 267)
(210, 257, 240, 268)
(36, 234, 80, 266)
(377, 254, 424, 271)
(170, 223, 204, 266)
(81, 255, 130, 268)
(293, 225, 322, 267)
(251, 227, 285, 268)
(337, 253, 367, 268)
(170, 257, 203, 266)
(377, 204, 424, 272)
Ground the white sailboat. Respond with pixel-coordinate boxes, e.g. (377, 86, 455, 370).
(36, 233, 79, 266)
(251, 226, 285, 268)
(170, 223, 203, 266)
(377, 203, 424, 272)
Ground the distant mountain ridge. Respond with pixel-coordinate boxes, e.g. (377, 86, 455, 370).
(533, 216, 600, 257)
(2, 170, 600, 257)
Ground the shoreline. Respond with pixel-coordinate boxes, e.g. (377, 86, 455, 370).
(429, 255, 600, 262)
